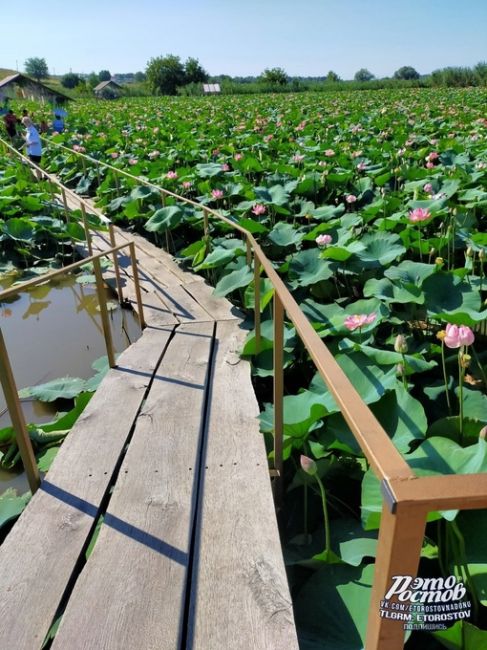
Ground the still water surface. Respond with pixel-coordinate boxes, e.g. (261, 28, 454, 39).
(0, 272, 141, 490)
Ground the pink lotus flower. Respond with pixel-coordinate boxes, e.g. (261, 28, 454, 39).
(356, 162, 367, 171)
(315, 234, 332, 246)
(153, 127, 160, 134)
(264, 134, 273, 142)
(344, 313, 377, 331)
(293, 154, 305, 163)
(409, 208, 431, 223)
(128, 158, 138, 165)
(352, 150, 363, 158)
(221, 163, 230, 172)
(148, 150, 160, 160)
(234, 153, 243, 161)
(166, 170, 178, 179)
(300, 455, 317, 476)
(252, 204, 266, 216)
(72, 144, 86, 153)
(212, 148, 220, 156)
(110, 152, 119, 159)
(426, 152, 439, 163)
(444, 324, 475, 349)
(325, 149, 335, 157)
(182, 181, 192, 189)
(426, 161, 435, 169)
(346, 194, 357, 204)
(423, 183, 433, 194)
(211, 189, 224, 199)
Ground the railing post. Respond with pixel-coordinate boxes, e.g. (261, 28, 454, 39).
(273, 293, 284, 502)
(0, 329, 40, 494)
(80, 202, 93, 256)
(365, 499, 427, 650)
(108, 224, 124, 303)
(129, 242, 146, 329)
(92, 257, 116, 368)
(254, 256, 261, 354)
(113, 171, 120, 197)
(60, 188, 70, 222)
(203, 209, 209, 237)
(246, 237, 252, 267)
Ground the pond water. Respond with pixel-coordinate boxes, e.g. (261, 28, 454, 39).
(0, 273, 142, 491)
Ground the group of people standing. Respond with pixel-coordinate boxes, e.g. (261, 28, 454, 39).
(1, 99, 66, 165)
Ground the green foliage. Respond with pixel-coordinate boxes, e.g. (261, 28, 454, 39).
(24, 57, 49, 81)
(259, 67, 288, 86)
(394, 65, 420, 80)
(354, 68, 374, 82)
(98, 69, 111, 81)
(184, 57, 208, 84)
(326, 70, 341, 82)
(61, 72, 82, 89)
(146, 54, 186, 95)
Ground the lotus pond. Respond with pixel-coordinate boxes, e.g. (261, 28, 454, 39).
(10, 89, 487, 648)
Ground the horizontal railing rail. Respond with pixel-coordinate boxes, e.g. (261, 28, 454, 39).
(6, 137, 486, 649)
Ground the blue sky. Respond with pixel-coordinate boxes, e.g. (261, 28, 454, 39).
(2, 0, 486, 79)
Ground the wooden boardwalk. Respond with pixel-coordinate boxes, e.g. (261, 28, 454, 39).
(0, 220, 298, 648)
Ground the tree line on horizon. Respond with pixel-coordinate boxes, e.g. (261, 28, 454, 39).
(21, 55, 487, 97)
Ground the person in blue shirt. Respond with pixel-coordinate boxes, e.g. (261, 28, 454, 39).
(52, 114, 64, 133)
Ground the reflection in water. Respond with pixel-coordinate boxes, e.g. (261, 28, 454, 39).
(0, 272, 142, 491)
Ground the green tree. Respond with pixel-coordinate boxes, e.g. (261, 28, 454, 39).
(134, 71, 146, 83)
(98, 70, 111, 81)
(87, 72, 100, 88)
(184, 57, 208, 84)
(354, 68, 374, 82)
(394, 66, 420, 80)
(474, 61, 487, 85)
(259, 67, 288, 85)
(326, 70, 341, 82)
(146, 55, 186, 95)
(24, 57, 49, 81)
(61, 72, 82, 89)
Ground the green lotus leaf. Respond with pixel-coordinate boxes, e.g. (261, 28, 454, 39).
(145, 206, 183, 232)
(288, 249, 334, 287)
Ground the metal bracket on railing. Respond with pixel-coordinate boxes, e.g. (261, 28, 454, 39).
(381, 478, 398, 514)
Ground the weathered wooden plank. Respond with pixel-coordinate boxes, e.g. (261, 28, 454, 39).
(159, 284, 215, 323)
(51, 322, 215, 650)
(183, 279, 243, 322)
(188, 320, 299, 650)
(0, 327, 174, 650)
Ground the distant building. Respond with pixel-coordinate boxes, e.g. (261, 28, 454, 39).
(203, 83, 221, 94)
(93, 80, 124, 99)
(0, 73, 71, 105)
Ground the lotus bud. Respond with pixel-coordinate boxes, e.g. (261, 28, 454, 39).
(394, 334, 408, 354)
(460, 353, 471, 369)
(396, 363, 405, 376)
(429, 247, 436, 256)
(435, 257, 444, 266)
(480, 426, 487, 440)
(300, 455, 318, 476)
(479, 249, 485, 261)
(466, 247, 473, 258)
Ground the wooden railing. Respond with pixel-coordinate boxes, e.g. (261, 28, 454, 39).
(2, 136, 486, 649)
